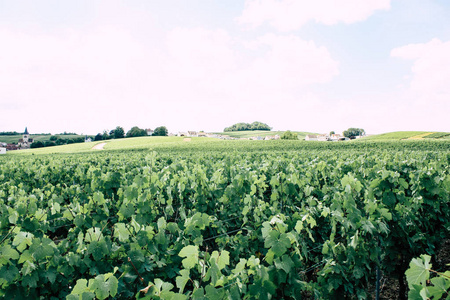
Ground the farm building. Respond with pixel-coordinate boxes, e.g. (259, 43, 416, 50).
(305, 135, 318, 141)
(0, 147, 6, 154)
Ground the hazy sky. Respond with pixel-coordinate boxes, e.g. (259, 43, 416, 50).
(1, 0, 449, 135)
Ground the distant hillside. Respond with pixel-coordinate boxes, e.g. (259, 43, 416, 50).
(214, 130, 317, 139)
(361, 131, 450, 140)
(0, 134, 91, 144)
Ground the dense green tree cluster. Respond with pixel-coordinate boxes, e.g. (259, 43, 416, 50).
(126, 126, 147, 138)
(30, 137, 86, 148)
(153, 126, 168, 136)
(0, 131, 21, 136)
(343, 128, 365, 138)
(224, 121, 271, 132)
(281, 130, 298, 140)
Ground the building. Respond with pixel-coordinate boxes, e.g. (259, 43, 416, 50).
(17, 127, 34, 149)
(7, 144, 18, 150)
(146, 129, 154, 136)
(0, 147, 6, 154)
(317, 134, 330, 142)
(305, 135, 318, 141)
(188, 131, 198, 137)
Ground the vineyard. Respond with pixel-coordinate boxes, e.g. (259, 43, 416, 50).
(1, 140, 449, 299)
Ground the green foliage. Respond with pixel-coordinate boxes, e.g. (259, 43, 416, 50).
(424, 132, 450, 139)
(94, 134, 103, 141)
(153, 126, 168, 136)
(280, 130, 298, 140)
(30, 141, 44, 148)
(0, 141, 449, 299)
(406, 255, 450, 299)
(113, 126, 125, 139)
(126, 126, 147, 138)
(343, 127, 365, 138)
(224, 121, 271, 132)
(68, 270, 119, 300)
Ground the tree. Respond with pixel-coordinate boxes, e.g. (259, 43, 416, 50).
(30, 141, 44, 148)
(250, 121, 271, 131)
(343, 128, 365, 138)
(153, 126, 168, 136)
(56, 138, 66, 145)
(94, 133, 103, 141)
(44, 141, 56, 147)
(50, 135, 57, 141)
(330, 131, 335, 136)
(113, 126, 125, 139)
(102, 130, 110, 140)
(126, 126, 147, 138)
(224, 121, 271, 132)
(281, 131, 298, 140)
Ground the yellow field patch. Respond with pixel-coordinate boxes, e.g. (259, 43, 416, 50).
(408, 132, 434, 139)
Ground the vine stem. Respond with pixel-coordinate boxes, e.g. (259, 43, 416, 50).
(0, 224, 17, 246)
(128, 257, 145, 283)
(429, 268, 450, 280)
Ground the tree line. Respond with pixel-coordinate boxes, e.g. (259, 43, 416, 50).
(224, 121, 271, 132)
(93, 126, 168, 141)
(29, 126, 168, 149)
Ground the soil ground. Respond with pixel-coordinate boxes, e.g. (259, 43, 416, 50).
(92, 142, 106, 150)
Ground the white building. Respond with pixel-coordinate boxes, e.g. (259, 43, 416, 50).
(0, 147, 6, 154)
(188, 131, 198, 137)
(317, 134, 330, 142)
(305, 135, 318, 141)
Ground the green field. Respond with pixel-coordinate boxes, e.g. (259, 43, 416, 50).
(1, 139, 449, 299)
(7, 137, 218, 155)
(0, 134, 90, 144)
(213, 130, 316, 139)
(361, 131, 450, 140)
(4, 131, 449, 155)
(6, 133, 450, 156)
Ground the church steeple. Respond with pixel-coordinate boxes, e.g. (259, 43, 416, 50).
(24, 127, 29, 134)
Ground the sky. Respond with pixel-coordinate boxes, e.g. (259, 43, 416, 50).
(0, 0, 449, 135)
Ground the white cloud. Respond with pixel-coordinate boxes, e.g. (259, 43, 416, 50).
(238, 0, 391, 31)
(386, 38, 450, 131)
(0, 21, 340, 134)
(391, 38, 450, 96)
(243, 34, 339, 89)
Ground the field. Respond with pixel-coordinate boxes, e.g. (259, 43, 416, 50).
(213, 130, 316, 139)
(0, 134, 90, 144)
(1, 139, 449, 299)
(361, 131, 450, 140)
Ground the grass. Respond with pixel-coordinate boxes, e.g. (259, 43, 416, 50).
(213, 130, 317, 139)
(8, 141, 102, 155)
(6, 136, 222, 155)
(424, 132, 450, 139)
(5, 131, 450, 156)
(102, 136, 219, 150)
(361, 131, 448, 140)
